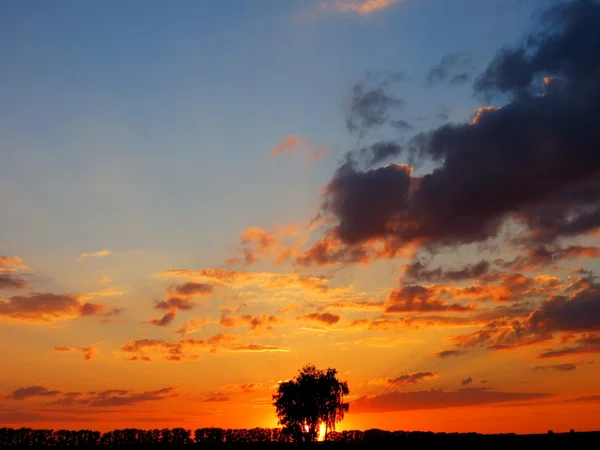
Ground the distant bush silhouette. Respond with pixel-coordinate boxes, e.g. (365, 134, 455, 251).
(0, 426, 597, 447)
(272, 364, 349, 442)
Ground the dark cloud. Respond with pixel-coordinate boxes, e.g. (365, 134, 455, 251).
(169, 282, 213, 298)
(345, 76, 404, 140)
(461, 377, 473, 386)
(0, 274, 28, 290)
(220, 313, 284, 331)
(537, 334, 600, 358)
(386, 372, 437, 386)
(88, 387, 178, 407)
(533, 363, 577, 371)
(203, 393, 230, 403)
(527, 285, 600, 333)
(426, 52, 472, 87)
(147, 312, 175, 327)
(403, 260, 494, 283)
(148, 296, 197, 327)
(351, 388, 550, 413)
(434, 350, 467, 359)
(385, 285, 473, 313)
(391, 119, 414, 131)
(7, 386, 61, 400)
(573, 395, 600, 402)
(344, 142, 405, 170)
(500, 245, 600, 272)
(300, 0, 600, 266)
(296, 312, 341, 326)
(0, 293, 108, 322)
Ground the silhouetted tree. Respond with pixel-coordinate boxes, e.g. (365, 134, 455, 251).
(272, 364, 349, 442)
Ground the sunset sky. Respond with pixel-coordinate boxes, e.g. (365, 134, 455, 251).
(2, 0, 600, 435)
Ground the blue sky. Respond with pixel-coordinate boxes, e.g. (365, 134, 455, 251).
(0, 0, 545, 265)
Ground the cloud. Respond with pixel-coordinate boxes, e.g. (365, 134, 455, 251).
(175, 317, 212, 336)
(223, 383, 263, 393)
(302, 0, 600, 265)
(160, 268, 358, 304)
(228, 224, 305, 266)
(318, 299, 384, 311)
(0, 256, 31, 290)
(501, 245, 600, 272)
(384, 372, 437, 386)
(268, 136, 325, 161)
(403, 260, 495, 284)
(76, 250, 110, 264)
(533, 363, 577, 371)
(169, 282, 213, 298)
(435, 276, 600, 357)
(527, 285, 600, 333)
(148, 282, 213, 327)
(434, 350, 467, 359)
(0, 293, 109, 322)
(351, 388, 551, 413)
(87, 387, 178, 407)
(321, 0, 400, 15)
(573, 395, 600, 402)
(296, 312, 341, 326)
(220, 313, 285, 332)
(537, 334, 600, 358)
(426, 52, 472, 87)
(121, 334, 288, 361)
(0, 256, 31, 273)
(345, 75, 404, 140)
(461, 377, 473, 386)
(385, 285, 473, 313)
(7, 386, 61, 400)
(202, 393, 230, 403)
(0, 274, 28, 290)
(53, 344, 98, 361)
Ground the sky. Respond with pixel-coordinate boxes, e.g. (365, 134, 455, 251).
(1, 0, 600, 435)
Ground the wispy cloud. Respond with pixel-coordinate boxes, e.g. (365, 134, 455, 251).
(268, 136, 325, 161)
(76, 250, 110, 264)
(53, 344, 99, 361)
(321, 0, 400, 15)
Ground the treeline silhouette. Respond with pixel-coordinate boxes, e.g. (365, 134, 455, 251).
(1, 427, 598, 447)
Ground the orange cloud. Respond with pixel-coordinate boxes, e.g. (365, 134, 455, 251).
(228, 223, 307, 266)
(0, 293, 112, 323)
(53, 344, 99, 361)
(76, 250, 110, 264)
(121, 334, 289, 361)
(471, 106, 500, 125)
(160, 268, 359, 304)
(0, 256, 31, 273)
(268, 135, 325, 161)
(223, 383, 263, 393)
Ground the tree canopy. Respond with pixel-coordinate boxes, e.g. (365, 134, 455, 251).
(272, 364, 349, 442)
